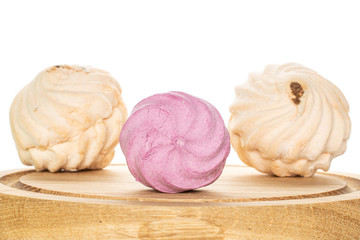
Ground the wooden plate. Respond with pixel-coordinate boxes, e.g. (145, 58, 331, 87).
(1, 164, 359, 239)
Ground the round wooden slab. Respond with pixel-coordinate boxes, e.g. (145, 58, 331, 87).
(1, 164, 360, 240)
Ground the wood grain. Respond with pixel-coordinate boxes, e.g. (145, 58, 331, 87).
(1, 164, 360, 240)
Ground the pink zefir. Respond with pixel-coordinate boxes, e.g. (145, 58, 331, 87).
(120, 91, 230, 193)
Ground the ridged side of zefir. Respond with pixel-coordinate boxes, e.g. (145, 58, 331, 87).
(10, 65, 127, 172)
(229, 63, 351, 177)
(120, 92, 230, 193)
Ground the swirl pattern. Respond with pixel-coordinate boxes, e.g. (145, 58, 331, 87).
(10, 65, 127, 172)
(229, 63, 351, 177)
(120, 91, 230, 193)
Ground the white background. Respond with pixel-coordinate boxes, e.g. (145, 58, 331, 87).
(0, 0, 359, 174)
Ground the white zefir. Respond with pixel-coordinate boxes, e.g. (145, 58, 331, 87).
(10, 65, 127, 172)
(229, 63, 351, 177)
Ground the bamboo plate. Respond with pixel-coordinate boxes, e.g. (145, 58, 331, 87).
(1, 164, 359, 240)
